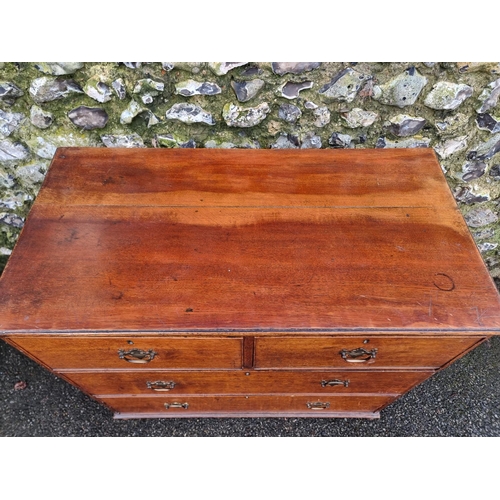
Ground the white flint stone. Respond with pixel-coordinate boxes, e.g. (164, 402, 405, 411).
(30, 105, 53, 129)
(318, 68, 371, 103)
(101, 133, 145, 148)
(377, 137, 431, 148)
(424, 82, 473, 110)
(0, 139, 30, 162)
(176, 79, 221, 97)
(15, 163, 46, 187)
(313, 106, 330, 127)
(301, 133, 322, 149)
(341, 108, 378, 128)
(465, 208, 498, 228)
(477, 78, 500, 113)
(373, 68, 427, 107)
(0, 109, 25, 137)
(166, 103, 215, 125)
(222, 102, 270, 127)
(435, 136, 468, 159)
(29, 77, 83, 104)
(84, 79, 112, 103)
(120, 100, 146, 125)
(34, 63, 84, 75)
(0, 166, 15, 188)
(209, 62, 248, 76)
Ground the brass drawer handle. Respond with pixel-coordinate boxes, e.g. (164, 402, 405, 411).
(118, 348, 157, 363)
(146, 380, 176, 391)
(307, 402, 330, 410)
(321, 379, 349, 387)
(164, 402, 189, 410)
(340, 347, 377, 363)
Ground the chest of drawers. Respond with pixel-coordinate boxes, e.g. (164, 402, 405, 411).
(1, 147, 499, 419)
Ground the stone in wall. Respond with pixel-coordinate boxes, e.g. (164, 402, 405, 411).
(112, 79, 126, 100)
(461, 161, 486, 181)
(424, 82, 473, 110)
(204, 138, 260, 149)
(222, 102, 270, 127)
(101, 133, 145, 147)
(313, 107, 330, 127)
(231, 79, 265, 102)
(454, 186, 489, 204)
(271, 134, 300, 149)
(29, 77, 83, 104)
(0, 139, 30, 162)
(0, 191, 32, 209)
(209, 63, 248, 76)
(165, 103, 215, 125)
(0, 213, 24, 228)
(0, 82, 24, 105)
(120, 100, 146, 125)
(328, 132, 352, 148)
(0, 167, 15, 188)
(156, 134, 196, 148)
(176, 80, 222, 97)
(301, 133, 322, 149)
(68, 106, 109, 130)
(468, 133, 500, 161)
(318, 67, 371, 103)
(15, 163, 47, 189)
(477, 78, 500, 113)
(272, 63, 321, 75)
(0, 110, 25, 137)
(489, 164, 500, 180)
(376, 137, 431, 149)
(465, 207, 499, 228)
(373, 67, 427, 107)
(34, 63, 84, 75)
(30, 105, 53, 129)
(435, 136, 468, 159)
(280, 81, 313, 99)
(476, 113, 500, 133)
(341, 108, 378, 128)
(435, 113, 469, 136)
(386, 115, 425, 137)
(84, 78, 112, 103)
(278, 103, 302, 123)
(133, 79, 165, 104)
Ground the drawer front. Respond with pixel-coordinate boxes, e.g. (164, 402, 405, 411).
(9, 336, 242, 370)
(255, 336, 482, 369)
(99, 394, 394, 417)
(64, 369, 433, 396)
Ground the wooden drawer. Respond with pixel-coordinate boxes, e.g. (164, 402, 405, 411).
(9, 336, 242, 370)
(255, 336, 482, 369)
(99, 394, 394, 418)
(64, 369, 433, 396)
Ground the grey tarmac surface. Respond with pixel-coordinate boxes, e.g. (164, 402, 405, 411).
(1, 335, 500, 437)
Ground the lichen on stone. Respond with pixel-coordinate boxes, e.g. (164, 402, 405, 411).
(222, 102, 270, 128)
(318, 67, 371, 103)
(341, 108, 378, 128)
(373, 67, 427, 108)
(424, 82, 473, 111)
(176, 80, 222, 97)
(165, 103, 215, 125)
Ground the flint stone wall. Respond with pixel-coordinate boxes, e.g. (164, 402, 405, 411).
(2, 61, 500, 280)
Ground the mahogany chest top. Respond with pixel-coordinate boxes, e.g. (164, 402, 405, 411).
(1, 147, 499, 335)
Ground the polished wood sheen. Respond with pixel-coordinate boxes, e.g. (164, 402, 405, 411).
(1, 147, 499, 418)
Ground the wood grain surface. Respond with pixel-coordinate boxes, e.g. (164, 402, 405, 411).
(1, 147, 499, 334)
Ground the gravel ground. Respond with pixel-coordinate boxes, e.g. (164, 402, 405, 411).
(1, 335, 500, 437)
